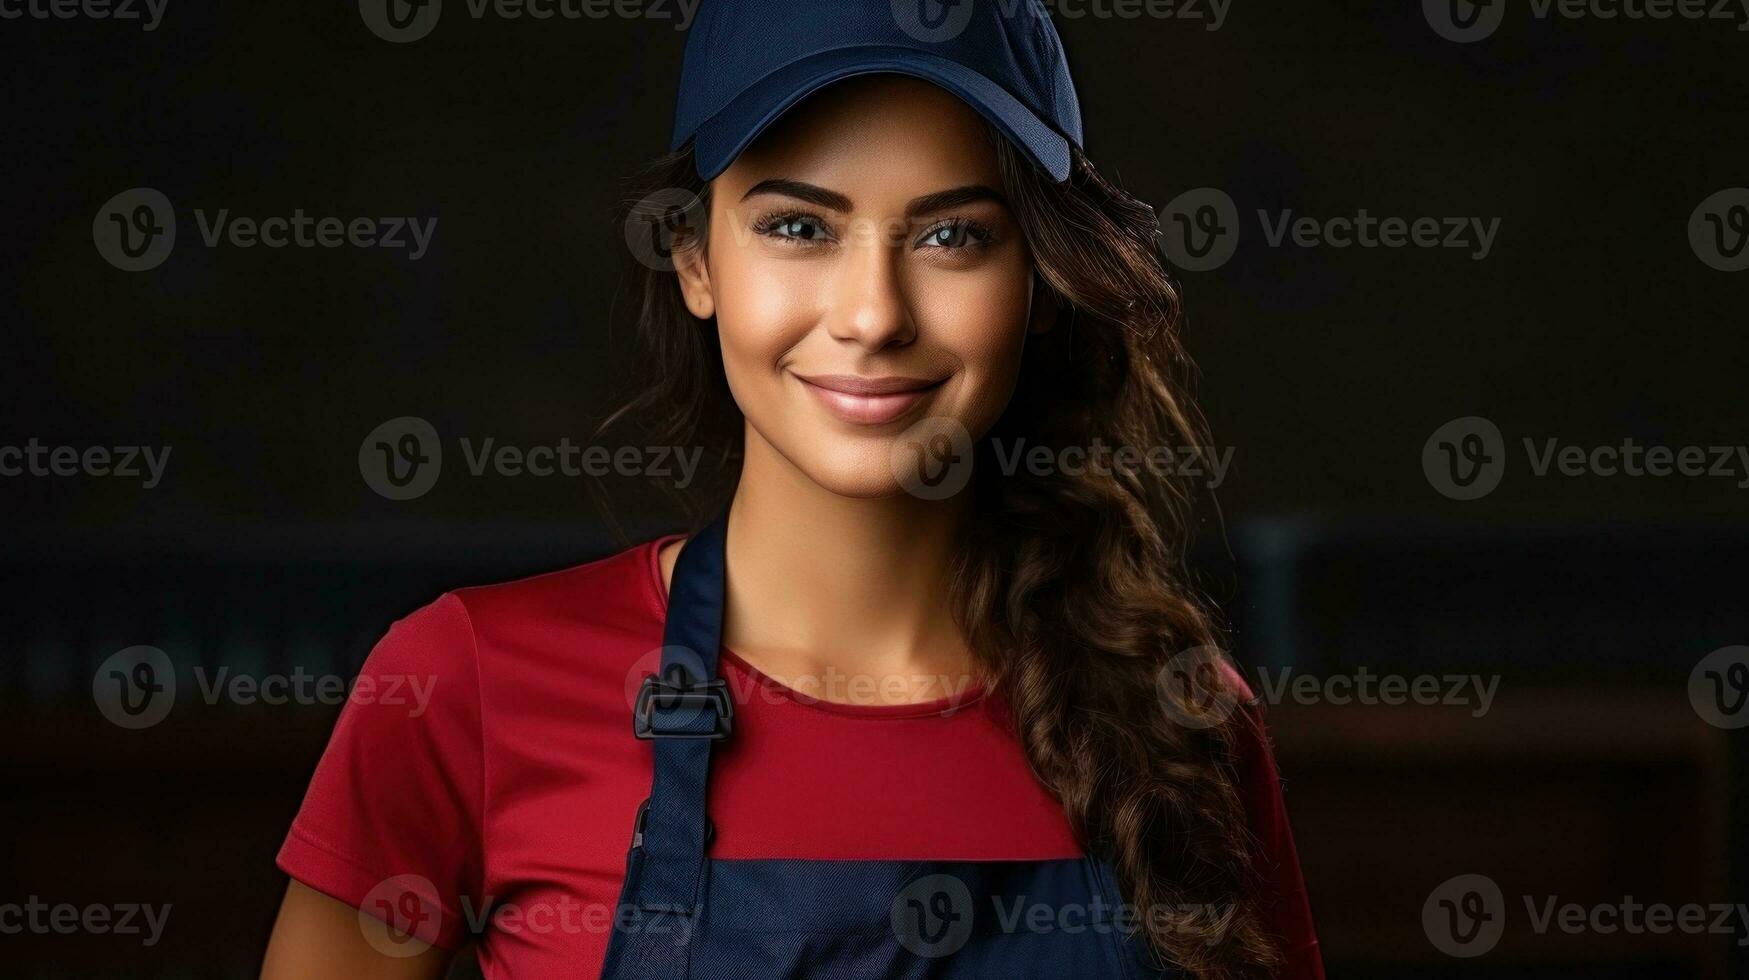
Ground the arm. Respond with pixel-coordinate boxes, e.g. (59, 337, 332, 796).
(261, 880, 453, 980)
(266, 593, 486, 976)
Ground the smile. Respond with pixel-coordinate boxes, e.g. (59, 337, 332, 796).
(794, 373, 946, 426)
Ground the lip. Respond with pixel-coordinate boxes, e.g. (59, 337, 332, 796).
(794, 373, 945, 426)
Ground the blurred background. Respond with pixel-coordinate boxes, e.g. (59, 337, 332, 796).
(3, 1, 1747, 976)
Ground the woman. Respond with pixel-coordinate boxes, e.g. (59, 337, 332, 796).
(262, 1, 1322, 977)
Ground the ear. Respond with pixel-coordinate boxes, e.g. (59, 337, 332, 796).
(1027, 273, 1061, 335)
(674, 239, 715, 321)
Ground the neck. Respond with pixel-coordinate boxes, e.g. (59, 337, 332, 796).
(718, 431, 980, 703)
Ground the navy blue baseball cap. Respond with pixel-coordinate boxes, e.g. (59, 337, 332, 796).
(671, 0, 1084, 183)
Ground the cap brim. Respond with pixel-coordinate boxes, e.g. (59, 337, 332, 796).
(683, 46, 1073, 184)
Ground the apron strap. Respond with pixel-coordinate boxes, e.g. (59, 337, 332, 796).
(629, 511, 731, 915)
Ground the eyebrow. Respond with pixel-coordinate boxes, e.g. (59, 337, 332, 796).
(739, 179, 1008, 218)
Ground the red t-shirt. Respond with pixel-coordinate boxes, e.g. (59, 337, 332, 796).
(277, 536, 1323, 977)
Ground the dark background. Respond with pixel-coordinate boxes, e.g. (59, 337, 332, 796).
(3, 0, 1747, 976)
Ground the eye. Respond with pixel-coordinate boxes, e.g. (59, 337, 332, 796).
(753, 210, 834, 244)
(917, 219, 995, 250)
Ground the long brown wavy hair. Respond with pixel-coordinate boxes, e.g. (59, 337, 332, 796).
(599, 124, 1278, 979)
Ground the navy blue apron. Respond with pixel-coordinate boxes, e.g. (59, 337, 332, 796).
(599, 514, 1180, 979)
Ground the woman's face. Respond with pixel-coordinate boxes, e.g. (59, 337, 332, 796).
(676, 74, 1051, 499)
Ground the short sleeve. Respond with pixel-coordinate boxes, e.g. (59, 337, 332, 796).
(275, 592, 484, 950)
(1230, 696, 1325, 979)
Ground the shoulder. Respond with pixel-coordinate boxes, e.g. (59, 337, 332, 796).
(358, 536, 673, 678)
(346, 536, 679, 748)
(444, 534, 677, 644)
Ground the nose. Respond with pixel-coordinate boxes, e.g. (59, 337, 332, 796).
(822, 221, 916, 352)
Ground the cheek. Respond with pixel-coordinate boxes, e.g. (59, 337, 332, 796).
(708, 238, 821, 397)
(912, 260, 1034, 428)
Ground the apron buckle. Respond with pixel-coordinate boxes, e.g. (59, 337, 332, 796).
(633, 667, 734, 740)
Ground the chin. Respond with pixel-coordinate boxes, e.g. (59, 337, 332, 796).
(789, 443, 915, 500)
